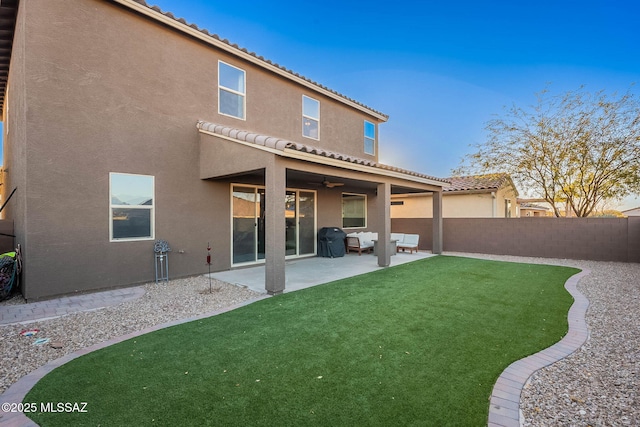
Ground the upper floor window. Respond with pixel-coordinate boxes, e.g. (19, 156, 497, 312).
(364, 120, 375, 155)
(110, 173, 154, 241)
(302, 95, 319, 139)
(219, 61, 246, 119)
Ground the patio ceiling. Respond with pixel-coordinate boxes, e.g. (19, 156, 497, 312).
(198, 121, 447, 193)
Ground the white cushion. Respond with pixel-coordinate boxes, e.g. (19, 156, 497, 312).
(391, 233, 404, 242)
(403, 234, 419, 245)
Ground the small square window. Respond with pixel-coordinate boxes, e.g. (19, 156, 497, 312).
(364, 120, 375, 155)
(303, 95, 319, 140)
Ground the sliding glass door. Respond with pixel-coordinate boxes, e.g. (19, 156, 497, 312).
(298, 191, 316, 256)
(232, 185, 316, 265)
(232, 186, 265, 264)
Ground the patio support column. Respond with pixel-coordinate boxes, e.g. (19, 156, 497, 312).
(432, 189, 443, 254)
(377, 182, 391, 267)
(265, 157, 286, 295)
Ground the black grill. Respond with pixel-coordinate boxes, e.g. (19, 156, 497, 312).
(317, 227, 347, 258)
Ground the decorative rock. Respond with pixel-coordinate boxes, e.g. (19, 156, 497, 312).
(445, 253, 640, 427)
(2, 255, 639, 426)
(0, 276, 260, 394)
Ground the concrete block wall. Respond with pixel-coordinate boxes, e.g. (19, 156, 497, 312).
(391, 217, 640, 263)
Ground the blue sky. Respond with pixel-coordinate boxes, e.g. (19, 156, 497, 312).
(4, 0, 640, 209)
(149, 0, 640, 209)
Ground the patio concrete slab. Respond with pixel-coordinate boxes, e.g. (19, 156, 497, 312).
(208, 251, 435, 294)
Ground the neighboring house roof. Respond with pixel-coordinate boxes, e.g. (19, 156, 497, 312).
(621, 207, 640, 216)
(519, 202, 549, 211)
(445, 173, 518, 196)
(197, 121, 449, 187)
(119, 0, 388, 121)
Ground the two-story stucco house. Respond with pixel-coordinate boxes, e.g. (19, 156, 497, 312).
(0, 0, 447, 300)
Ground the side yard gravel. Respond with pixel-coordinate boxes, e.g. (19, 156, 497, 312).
(1, 254, 639, 426)
(0, 276, 260, 394)
(445, 253, 639, 427)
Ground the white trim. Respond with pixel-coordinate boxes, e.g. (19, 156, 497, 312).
(231, 184, 317, 267)
(341, 192, 367, 229)
(302, 95, 320, 141)
(109, 172, 155, 242)
(289, 189, 317, 258)
(218, 60, 246, 120)
(364, 120, 375, 156)
(112, 0, 387, 122)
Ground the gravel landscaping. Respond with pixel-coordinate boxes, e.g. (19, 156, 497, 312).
(445, 253, 639, 427)
(0, 276, 261, 395)
(1, 254, 639, 426)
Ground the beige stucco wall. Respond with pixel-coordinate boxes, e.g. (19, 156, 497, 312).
(7, 0, 388, 299)
(520, 208, 548, 217)
(391, 187, 519, 218)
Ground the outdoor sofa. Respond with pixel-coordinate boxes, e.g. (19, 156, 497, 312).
(346, 232, 420, 255)
(346, 232, 377, 255)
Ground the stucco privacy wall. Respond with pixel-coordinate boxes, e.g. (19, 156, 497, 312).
(392, 217, 640, 262)
(3, 0, 396, 300)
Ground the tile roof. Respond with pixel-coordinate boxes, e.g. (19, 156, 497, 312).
(445, 173, 514, 192)
(519, 202, 549, 211)
(125, 0, 388, 120)
(197, 121, 449, 185)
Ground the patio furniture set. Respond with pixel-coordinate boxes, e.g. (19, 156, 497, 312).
(346, 232, 420, 255)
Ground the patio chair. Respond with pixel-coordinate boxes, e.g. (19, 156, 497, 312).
(397, 234, 419, 253)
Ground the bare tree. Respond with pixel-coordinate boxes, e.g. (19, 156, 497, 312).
(456, 87, 640, 217)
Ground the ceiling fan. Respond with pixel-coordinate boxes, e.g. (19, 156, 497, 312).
(309, 177, 345, 188)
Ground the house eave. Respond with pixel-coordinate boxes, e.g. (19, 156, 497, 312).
(281, 149, 446, 188)
(197, 121, 446, 189)
(110, 0, 389, 122)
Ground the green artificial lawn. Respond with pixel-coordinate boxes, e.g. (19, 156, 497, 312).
(25, 256, 579, 426)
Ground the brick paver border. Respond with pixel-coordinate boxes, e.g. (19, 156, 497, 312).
(487, 269, 591, 427)
(1, 269, 591, 427)
(0, 295, 270, 427)
(0, 287, 146, 326)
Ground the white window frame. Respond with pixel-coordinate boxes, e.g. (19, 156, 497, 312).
(302, 95, 320, 140)
(364, 120, 376, 155)
(218, 60, 246, 120)
(341, 192, 367, 229)
(109, 172, 155, 242)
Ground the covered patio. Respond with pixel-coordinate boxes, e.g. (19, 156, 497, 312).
(209, 251, 436, 294)
(198, 121, 447, 295)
